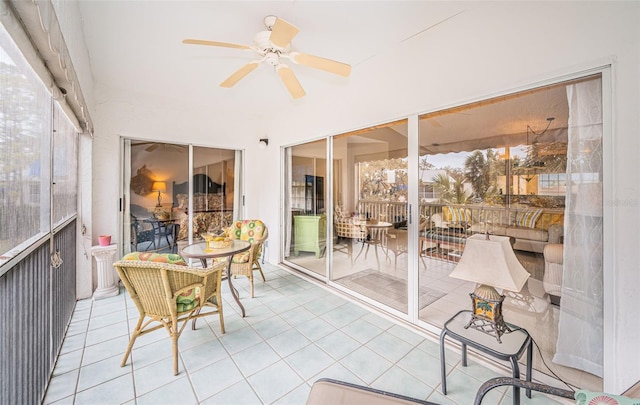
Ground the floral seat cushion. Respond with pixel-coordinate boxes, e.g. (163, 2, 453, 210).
(121, 252, 199, 312)
(228, 220, 266, 263)
(122, 252, 187, 265)
(228, 219, 266, 242)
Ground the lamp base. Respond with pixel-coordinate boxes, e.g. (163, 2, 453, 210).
(464, 285, 511, 343)
(153, 205, 170, 220)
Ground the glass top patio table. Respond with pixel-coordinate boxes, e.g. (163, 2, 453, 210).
(181, 239, 251, 317)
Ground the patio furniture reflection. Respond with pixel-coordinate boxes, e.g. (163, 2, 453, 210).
(334, 216, 367, 265)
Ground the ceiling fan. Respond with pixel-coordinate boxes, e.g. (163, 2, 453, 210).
(183, 15, 351, 99)
(133, 142, 186, 153)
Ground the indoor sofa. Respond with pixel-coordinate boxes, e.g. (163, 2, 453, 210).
(431, 205, 564, 254)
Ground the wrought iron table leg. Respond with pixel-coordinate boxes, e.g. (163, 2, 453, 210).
(440, 330, 447, 394)
(199, 257, 246, 317)
(226, 256, 246, 317)
(510, 357, 521, 405)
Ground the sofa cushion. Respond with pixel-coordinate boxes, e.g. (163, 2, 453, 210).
(536, 212, 564, 230)
(470, 223, 509, 236)
(516, 209, 543, 228)
(506, 226, 548, 242)
(448, 206, 472, 224)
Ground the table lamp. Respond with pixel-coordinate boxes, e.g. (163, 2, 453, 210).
(151, 181, 166, 207)
(151, 181, 167, 219)
(449, 233, 530, 342)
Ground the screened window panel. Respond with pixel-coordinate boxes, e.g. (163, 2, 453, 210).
(0, 23, 52, 264)
(53, 104, 78, 226)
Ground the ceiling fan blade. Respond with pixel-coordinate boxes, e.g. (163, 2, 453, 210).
(269, 18, 299, 48)
(220, 62, 260, 88)
(288, 52, 351, 77)
(277, 65, 306, 99)
(182, 39, 252, 50)
(428, 118, 443, 128)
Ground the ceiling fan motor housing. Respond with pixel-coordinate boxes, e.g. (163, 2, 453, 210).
(254, 30, 290, 54)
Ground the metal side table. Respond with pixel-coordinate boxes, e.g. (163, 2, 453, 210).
(440, 310, 532, 405)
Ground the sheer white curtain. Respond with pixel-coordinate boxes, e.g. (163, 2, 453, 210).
(233, 150, 243, 220)
(554, 77, 604, 377)
(284, 148, 293, 257)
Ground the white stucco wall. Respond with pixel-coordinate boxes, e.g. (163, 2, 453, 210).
(54, 1, 638, 394)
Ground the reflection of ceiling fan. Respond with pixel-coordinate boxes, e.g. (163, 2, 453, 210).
(183, 15, 351, 99)
(133, 142, 186, 153)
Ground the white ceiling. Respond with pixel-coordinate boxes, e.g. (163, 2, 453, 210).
(78, 2, 461, 114)
(77, 1, 570, 149)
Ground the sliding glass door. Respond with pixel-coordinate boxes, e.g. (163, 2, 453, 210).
(124, 141, 240, 255)
(330, 120, 410, 314)
(414, 74, 603, 389)
(283, 139, 328, 277)
(281, 72, 605, 391)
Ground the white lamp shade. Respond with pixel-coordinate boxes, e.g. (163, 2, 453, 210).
(449, 234, 530, 292)
(151, 181, 166, 192)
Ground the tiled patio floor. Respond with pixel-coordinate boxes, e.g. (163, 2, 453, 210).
(43, 263, 566, 404)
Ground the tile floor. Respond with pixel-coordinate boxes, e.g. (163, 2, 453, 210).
(43, 263, 568, 405)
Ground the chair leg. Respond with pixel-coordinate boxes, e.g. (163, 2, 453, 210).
(249, 273, 255, 298)
(171, 332, 179, 375)
(253, 261, 266, 282)
(218, 302, 225, 334)
(121, 316, 144, 367)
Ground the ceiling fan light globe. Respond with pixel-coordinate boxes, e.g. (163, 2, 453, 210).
(265, 52, 279, 66)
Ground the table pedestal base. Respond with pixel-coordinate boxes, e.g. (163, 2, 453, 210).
(91, 244, 119, 299)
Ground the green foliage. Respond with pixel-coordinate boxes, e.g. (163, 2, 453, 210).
(359, 158, 408, 201)
(431, 171, 471, 204)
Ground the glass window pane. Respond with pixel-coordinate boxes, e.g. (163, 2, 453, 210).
(53, 105, 78, 226)
(331, 120, 409, 314)
(191, 146, 235, 237)
(1, 23, 51, 265)
(283, 139, 327, 277)
(128, 142, 188, 254)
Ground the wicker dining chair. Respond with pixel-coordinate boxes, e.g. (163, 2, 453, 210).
(226, 219, 268, 298)
(113, 252, 225, 375)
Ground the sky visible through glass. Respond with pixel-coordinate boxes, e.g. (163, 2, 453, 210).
(424, 146, 527, 170)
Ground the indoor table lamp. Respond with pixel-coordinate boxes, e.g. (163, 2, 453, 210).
(151, 181, 167, 218)
(449, 233, 530, 342)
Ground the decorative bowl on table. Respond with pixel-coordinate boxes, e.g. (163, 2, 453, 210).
(203, 233, 232, 251)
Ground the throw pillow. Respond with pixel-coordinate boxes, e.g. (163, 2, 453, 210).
(516, 209, 543, 228)
(442, 206, 453, 221)
(176, 288, 201, 312)
(575, 390, 640, 405)
(449, 206, 472, 224)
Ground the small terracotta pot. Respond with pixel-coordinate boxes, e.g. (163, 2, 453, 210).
(98, 235, 111, 246)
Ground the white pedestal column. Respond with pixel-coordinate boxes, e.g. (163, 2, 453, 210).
(90, 244, 119, 299)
